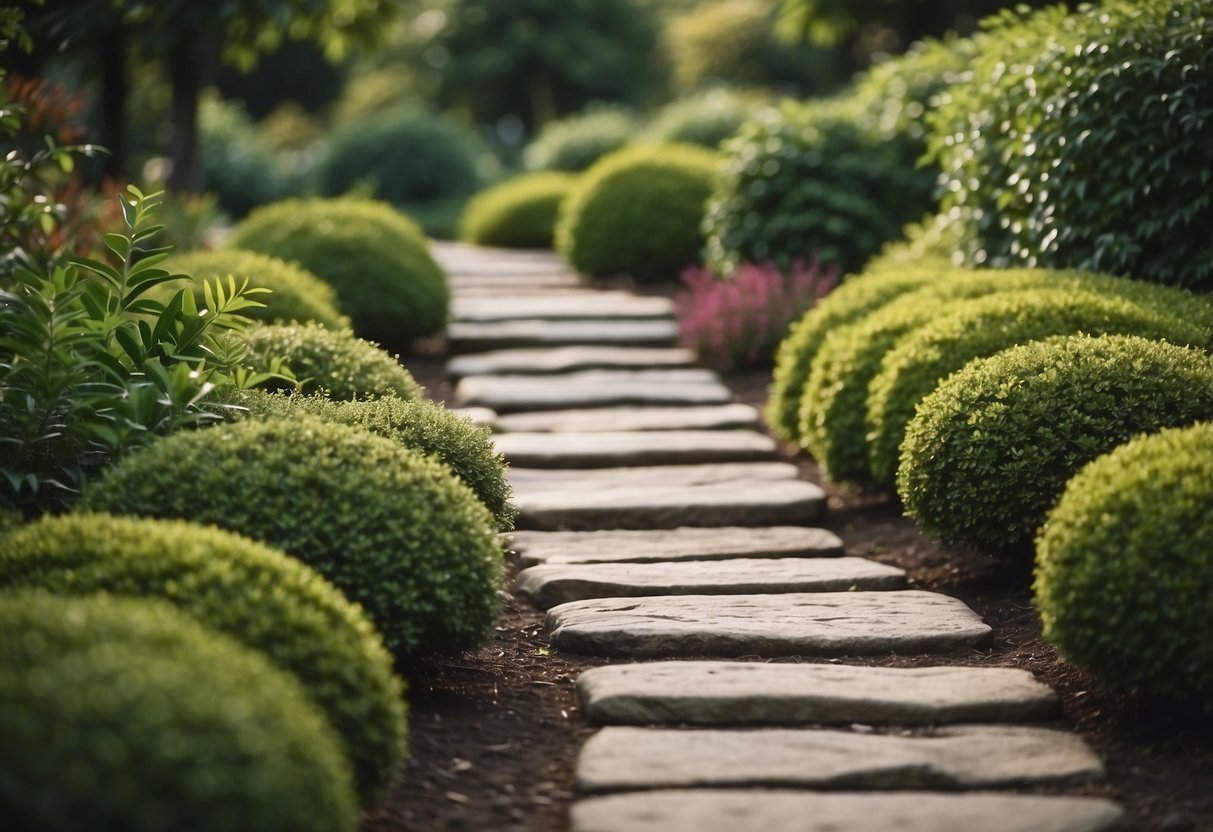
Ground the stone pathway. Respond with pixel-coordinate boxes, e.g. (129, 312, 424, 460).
(433, 243, 1124, 832)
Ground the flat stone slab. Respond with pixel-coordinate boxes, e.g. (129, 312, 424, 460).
(447, 319, 680, 352)
(493, 430, 777, 468)
(571, 791, 1125, 832)
(509, 526, 845, 567)
(452, 293, 673, 322)
(456, 370, 731, 413)
(510, 462, 801, 490)
(447, 346, 696, 379)
(576, 725, 1103, 792)
(450, 406, 497, 426)
(449, 275, 586, 292)
(496, 403, 761, 433)
(517, 558, 905, 607)
(546, 591, 991, 656)
(576, 662, 1058, 725)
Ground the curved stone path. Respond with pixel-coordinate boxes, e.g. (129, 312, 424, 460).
(434, 241, 1124, 832)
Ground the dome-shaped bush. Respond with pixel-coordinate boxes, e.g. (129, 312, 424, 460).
(555, 143, 719, 281)
(524, 106, 635, 172)
(866, 290, 1211, 489)
(0, 513, 407, 806)
(458, 172, 577, 249)
(80, 418, 505, 659)
(227, 198, 449, 348)
(1035, 422, 1213, 703)
(0, 593, 357, 832)
(899, 335, 1213, 553)
(163, 248, 346, 329)
(643, 88, 762, 149)
(238, 322, 423, 401)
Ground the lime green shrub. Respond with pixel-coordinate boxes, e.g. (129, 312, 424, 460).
(227, 198, 449, 347)
(80, 418, 505, 659)
(458, 172, 577, 249)
(0, 593, 357, 832)
(899, 335, 1213, 553)
(0, 513, 407, 806)
(555, 143, 719, 280)
(524, 106, 635, 172)
(644, 88, 763, 149)
(1036, 422, 1213, 704)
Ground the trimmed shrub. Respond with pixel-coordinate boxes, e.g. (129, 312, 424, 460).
(459, 172, 577, 249)
(555, 143, 719, 280)
(524, 106, 635, 172)
(163, 249, 347, 329)
(199, 97, 294, 219)
(227, 198, 449, 347)
(644, 88, 763, 149)
(0, 513, 407, 806)
(1035, 422, 1213, 703)
(0, 593, 357, 832)
(899, 335, 1213, 553)
(238, 322, 423, 401)
(866, 290, 1212, 489)
(80, 418, 505, 659)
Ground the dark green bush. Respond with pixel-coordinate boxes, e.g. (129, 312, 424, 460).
(867, 290, 1212, 489)
(0, 592, 357, 832)
(644, 88, 764, 149)
(80, 418, 505, 659)
(458, 172, 577, 249)
(928, 1, 1213, 288)
(199, 97, 294, 219)
(238, 322, 423, 401)
(900, 335, 1213, 553)
(555, 143, 719, 280)
(0, 513, 407, 806)
(226, 198, 449, 348)
(524, 106, 636, 172)
(1035, 422, 1213, 703)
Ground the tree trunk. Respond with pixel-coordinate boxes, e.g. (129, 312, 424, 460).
(97, 28, 127, 181)
(165, 34, 202, 193)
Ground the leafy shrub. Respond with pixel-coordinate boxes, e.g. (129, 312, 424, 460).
(163, 249, 347, 329)
(80, 418, 505, 659)
(644, 88, 764, 149)
(0, 513, 407, 806)
(524, 106, 636, 172)
(226, 197, 449, 347)
(555, 143, 719, 280)
(0, 592, 357, 832)
(928, 1, 1213, 288)
(1035, 422, 1213, 703)
(238, 322, 422, 401)
(458, 172, 577, 249)
(199, 96, 294, 219)
(676, 258, 838, 371)
(900, 335, 1213, 553)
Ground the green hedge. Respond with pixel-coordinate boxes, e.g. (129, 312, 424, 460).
(643, 88, 762, 149)
(0, 513, 407, 806)
(900, 335, 1213, 553)
(1036, 421, 1213, 703)
(80, 418, 505, 660)
(524, 106, 635, 172)
(0, 593, 357, 832)
(458, 172, 577, 249)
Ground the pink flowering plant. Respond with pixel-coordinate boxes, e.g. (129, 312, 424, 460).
(675, 258, 838, 371)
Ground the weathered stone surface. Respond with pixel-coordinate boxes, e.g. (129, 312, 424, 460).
(570, 791, 1125, 832)
(453, 293, 673, 322)
(517, 558, 905, 608)
(496, 403, 761, 433)
(456, 370, 730, 413)
(448, 319, 680, 352)
(494, 430, 776, 468)
(546, 591, 991, 656)
(447, 346, 696, 379)
(450, 407, 497, 426)
(576, 662, 1059, 725)
(510, 461, 800, 490)
(576, 725, 1103, 792)
(509, 526, 844, 567)
(432, 241, 571, 274)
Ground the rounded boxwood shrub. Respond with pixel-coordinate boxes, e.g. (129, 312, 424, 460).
(0, 513, 407, 806)
(524, 106, 635, 172)
(458, 172, 577, 249)
(227, 197, 449, 347)
(0, 592, 357, 832)
(866, 290, 1212, 489)
(163, 248, 347, 329)
(1035, 422, 1213, 703)
(900, 335, 1213, 553)
(555, 143, 720, 281)
(80, 418, 505, 659)
(643, 88, 762, 149)
(238, 322, 423, 401)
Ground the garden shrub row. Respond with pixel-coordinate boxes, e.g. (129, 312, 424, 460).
(459, 172, 577, 249)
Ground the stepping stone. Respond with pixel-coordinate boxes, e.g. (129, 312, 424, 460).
(456, 370, 731, 413)
(570, 791, 1125, 832)
(494, 430, 777, 468)
(576, 725, 1103, 792)
(452, 293, 673, 322)
(450, 406, 497, 426)
(509, 526, 845, 567)
(496, 403, 761, 433)
(447, 346, 696, 379)
(576, 662, 1059, 725)
(447, 319, 680, 352)
(510, 461, 801, 490)
(546, 591, 991, 656)
(517, 558, 905, 608)
(448, 274, 586, 292)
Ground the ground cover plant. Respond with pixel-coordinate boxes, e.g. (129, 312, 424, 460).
(459, 172, 577, 249)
